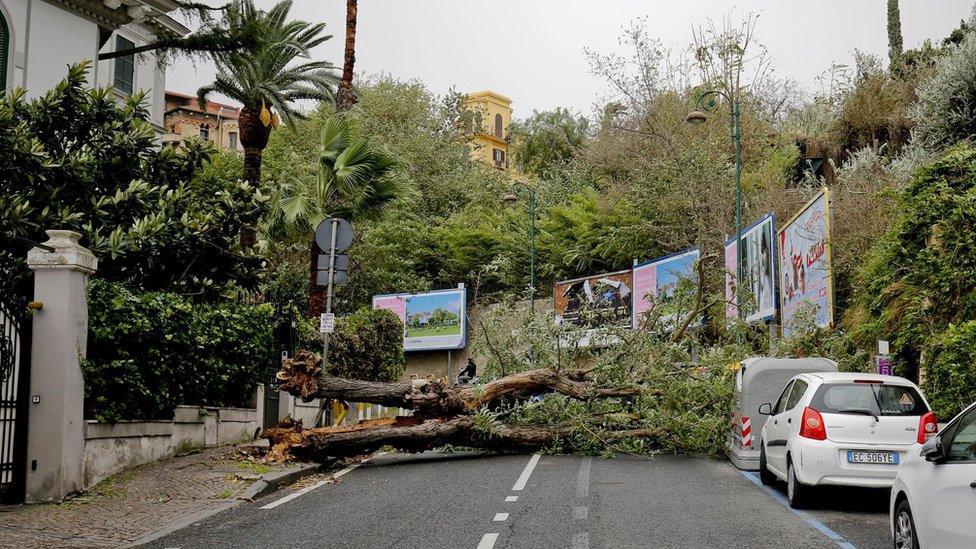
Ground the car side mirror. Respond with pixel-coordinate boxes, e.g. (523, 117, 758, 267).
(921, 435, 946, 463)
(758, 403, 772, 416)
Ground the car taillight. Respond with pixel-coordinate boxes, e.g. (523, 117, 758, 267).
(799, 407, 827, 440)
(918, 412, 938, 444)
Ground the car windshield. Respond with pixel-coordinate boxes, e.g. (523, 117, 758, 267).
(810, 383, 928, 417)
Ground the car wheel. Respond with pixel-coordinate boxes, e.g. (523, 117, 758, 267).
(893, 499, 919, 549)
(759, 443, 776, 486)
(786, 459, 810, 509)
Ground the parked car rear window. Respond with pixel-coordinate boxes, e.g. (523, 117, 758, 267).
(810, 383, 929, 417)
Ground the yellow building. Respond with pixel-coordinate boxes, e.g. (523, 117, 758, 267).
(464, 90, 512, 170)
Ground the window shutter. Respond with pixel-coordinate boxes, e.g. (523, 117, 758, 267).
(0, 13, 9, 92)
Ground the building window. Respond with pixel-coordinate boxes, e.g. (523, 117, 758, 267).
(492, 148, 506, 169)
(0, 10, 9, 92)
(228, 132, 238, 150)
(494, 113, 503, 138)
(113, 35, 135, 95)
(199, 124, 210, 141)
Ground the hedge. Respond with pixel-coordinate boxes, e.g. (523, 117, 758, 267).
(921, 321, 976, 420)
(84, 279, 274, 422)
(326, 308, 405, 382)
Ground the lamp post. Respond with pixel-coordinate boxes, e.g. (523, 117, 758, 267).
(687, 89, 744, 336)
(502, 181, 537, 365)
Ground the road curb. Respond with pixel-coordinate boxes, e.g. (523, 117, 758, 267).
(126, 462, 321, 547)
(240, 462, 323, 502)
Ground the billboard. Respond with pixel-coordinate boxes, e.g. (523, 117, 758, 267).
(725, 214, 777, 323)
(778, 188, 833, 337)
(372, 288, 467, 351)
(632, 248, 700, 330)
(553, 269, 633, 330)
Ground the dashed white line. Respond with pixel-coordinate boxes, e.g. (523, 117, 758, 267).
(576, 457, 592, 499)
(476, 533, 499, 549)
(493, 512, 509, 522)
(512, 453, 541, 491)
(505, 495, 518, 502)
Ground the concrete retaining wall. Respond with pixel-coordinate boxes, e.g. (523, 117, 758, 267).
(83, 398, 263, 487)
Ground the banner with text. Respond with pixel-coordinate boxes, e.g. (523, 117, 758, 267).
(778, 189, 834, 337)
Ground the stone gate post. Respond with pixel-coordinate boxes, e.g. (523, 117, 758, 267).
(24, 230, 97, 502)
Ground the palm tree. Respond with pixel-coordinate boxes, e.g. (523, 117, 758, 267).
(337, 0, 358, 110)
(274, 113, 400, 236)
(197, 0, 339, 188)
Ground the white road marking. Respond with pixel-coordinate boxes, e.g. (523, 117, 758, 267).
(572, 532, 589, 549)
(511, 453, 541, 491)
(260, 452, 387, 510)
(505, 495, 518, 502)
(476, 533, 499, 549)
(573, 506, 588, 520)
(576, 457, 592, 499)
(259, 480, 328, 510)
(493, 512, 509, 522)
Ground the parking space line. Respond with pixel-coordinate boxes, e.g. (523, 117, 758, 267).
(739, 471, 857, 549)
(512, 454, 541, 491)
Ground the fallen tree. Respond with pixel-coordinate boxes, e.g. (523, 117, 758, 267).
(264, 345, 726, 462)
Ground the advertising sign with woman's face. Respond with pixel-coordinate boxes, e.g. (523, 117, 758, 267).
(725, 214, 777, 323)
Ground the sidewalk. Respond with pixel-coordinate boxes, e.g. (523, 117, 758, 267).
(0, 444, 318, 548)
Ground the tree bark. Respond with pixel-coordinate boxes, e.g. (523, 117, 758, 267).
(264, 415, 667, 462)
(275, 350, 650, 416)
(267, 352, 667, 462)
(337, 0, 358, 110)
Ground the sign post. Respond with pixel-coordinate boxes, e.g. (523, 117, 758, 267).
(312, 218, 353, 426)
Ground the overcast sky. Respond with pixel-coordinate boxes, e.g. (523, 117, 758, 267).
(166, 0, 975, 119)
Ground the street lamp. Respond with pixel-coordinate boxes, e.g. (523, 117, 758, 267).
(502, 181, 537, 366)
(687, 89, 745, 335)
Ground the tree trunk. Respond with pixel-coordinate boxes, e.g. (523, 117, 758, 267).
(267, 351, 667, 463)
(337, 0, 358, 110)
(276, 350, 649, 415)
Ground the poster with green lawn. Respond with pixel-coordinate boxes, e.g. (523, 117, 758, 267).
(373, 288, 467, 351)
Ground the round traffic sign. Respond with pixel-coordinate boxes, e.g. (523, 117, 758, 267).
(314, 218, 354, 253)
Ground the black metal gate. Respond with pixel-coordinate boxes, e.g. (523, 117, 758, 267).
(263, 306, 297, 429)
(0, 297, 31, 503)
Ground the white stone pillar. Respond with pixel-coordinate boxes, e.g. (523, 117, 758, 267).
(24, 230, 97, 502)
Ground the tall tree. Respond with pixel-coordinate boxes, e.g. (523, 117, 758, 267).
(887, 0, 903, 65)
(197, 0, 339, 189)
(274, 113, 400, 236)
(337, 0, 359, 110)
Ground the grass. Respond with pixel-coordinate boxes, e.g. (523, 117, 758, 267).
(406, 324, 461, 338)
(235, 461, 274, 475)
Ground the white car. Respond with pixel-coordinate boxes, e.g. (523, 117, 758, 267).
(890, 400, 976, 549)
(757, 372, 937, 508)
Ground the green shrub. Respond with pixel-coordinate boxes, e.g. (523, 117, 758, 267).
(326, 308, 405, 382)
(84, 279, 274, 422)
(921, 321, 976, 420)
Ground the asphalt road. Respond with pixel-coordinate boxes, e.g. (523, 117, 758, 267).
(146, 451, 890, 549)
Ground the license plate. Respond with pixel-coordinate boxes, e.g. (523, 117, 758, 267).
(847, 451, 899, 464)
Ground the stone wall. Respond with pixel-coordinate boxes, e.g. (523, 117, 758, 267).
(82, 393, 265, 487)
